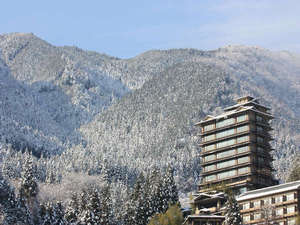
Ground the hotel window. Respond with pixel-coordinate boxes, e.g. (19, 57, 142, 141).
(237, 146, 249, 154)
(217, 159, 236, 169)
(218, 169, 236, 179)
(276, 208, 284, 216)
(216, 138, 235, 148)
(204, 144, 215, 151)
(237, 125, 249, 133)
(204, 134, 215, 142)
(216, 118, 235, 128)
(204, 154, 215, 162)
(286, 193, 294, 201)
(237, 114, 247, 123)
(216, 128, 235, 139)
(217, 149, 236, 159)
(204, 123, 215, 131)
(238, 156, 249, 164)
(204, 164, 215, 172)
(254, 213, 261, 220)
(271, 197, 275, 204)
(205, 174, 216, 182)
(243, 202, 250, 210)
(238, 167, 250, 174)
(264, 198, 271, 205)
(243, 215, 250, 222)
(276, 196, 283, 203)
(237, 135, 249, 143)
(287, 205, 295, 214)
(253, 201, 260, 208)
(288, 219, 296, 225)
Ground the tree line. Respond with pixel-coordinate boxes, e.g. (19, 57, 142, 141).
(0, 153, 181, 225)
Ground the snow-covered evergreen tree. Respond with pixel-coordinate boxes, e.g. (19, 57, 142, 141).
(83, 186, 102, 225)
(65, 192, 79, 224)
(0, 173, 18, 224)
(19, 155, 40, 224)
(164, 167, 179, 205)
(40, 201, 66, 225)
(99, 183, 113, 225)
(224, 194, 242, 225)
(20, 155, 39, 199)
(0, 173, 32, 225)
(133, 173, 148, 225)
(123, 189, 136, 225)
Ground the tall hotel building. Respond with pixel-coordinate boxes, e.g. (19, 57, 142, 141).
(195, 96, 278, 194)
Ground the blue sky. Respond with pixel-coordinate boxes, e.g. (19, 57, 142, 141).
(1, 0, 300, 58)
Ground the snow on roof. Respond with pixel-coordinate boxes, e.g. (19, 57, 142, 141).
(195, 106, 251, 125)
(194, 192, 224, 198)
(224, 98, 270, 111)
(187, 215, 225, 219)
(237, 180, 300, 202)
(195, 105, 273, 126)
(199, 208, 211, 212)
(193, 192, 225, 201)
(183, 214, 225, 225)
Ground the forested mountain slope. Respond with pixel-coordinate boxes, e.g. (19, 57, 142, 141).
(82, 46, 300, 186)
(0, 33, 129, 153)
(0, 33, 299, 191)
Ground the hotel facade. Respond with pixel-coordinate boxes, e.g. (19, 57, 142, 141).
(195, 96, 278, 194)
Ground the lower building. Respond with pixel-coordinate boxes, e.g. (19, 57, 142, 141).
(185, 181, 300, 225)
(237, 181, 300, 225)
(183, 192, 226, 225)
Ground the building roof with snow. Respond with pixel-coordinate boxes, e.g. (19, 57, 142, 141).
(237, 180, 300, 202)
(195, 104, 273, 126)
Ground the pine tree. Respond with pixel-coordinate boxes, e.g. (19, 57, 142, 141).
(19, 155, 40, 224)
(20, 156, 39, 199)
(133, 173, 148, 225)
(65, 192, 79, 224)
(161, 167, 179, 213)
(287, 158, 300, 182)
(123, 189, 136, 225)
(0, 173, 32, 225)
(165, 167, 179, 205)
(86, 186, 102, 225)
(223, 194, 242, 225)
(40, 201, 66, 225)
(146, 169, 160, 219)
(78, 185, 106, 225)
(99, 184, 113, 225)
(0, 174, 18, 224)
(17, 195, 34, 225)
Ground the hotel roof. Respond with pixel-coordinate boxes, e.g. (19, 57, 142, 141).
(237, 180, 300, 202)
(195, 105, 273, 126)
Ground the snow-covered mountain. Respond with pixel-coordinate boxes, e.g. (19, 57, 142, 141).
(0, 33, 130, 153)
(0, 33, 299, 188)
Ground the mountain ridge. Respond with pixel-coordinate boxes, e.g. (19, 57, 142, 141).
(0, 32, 299, 190)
